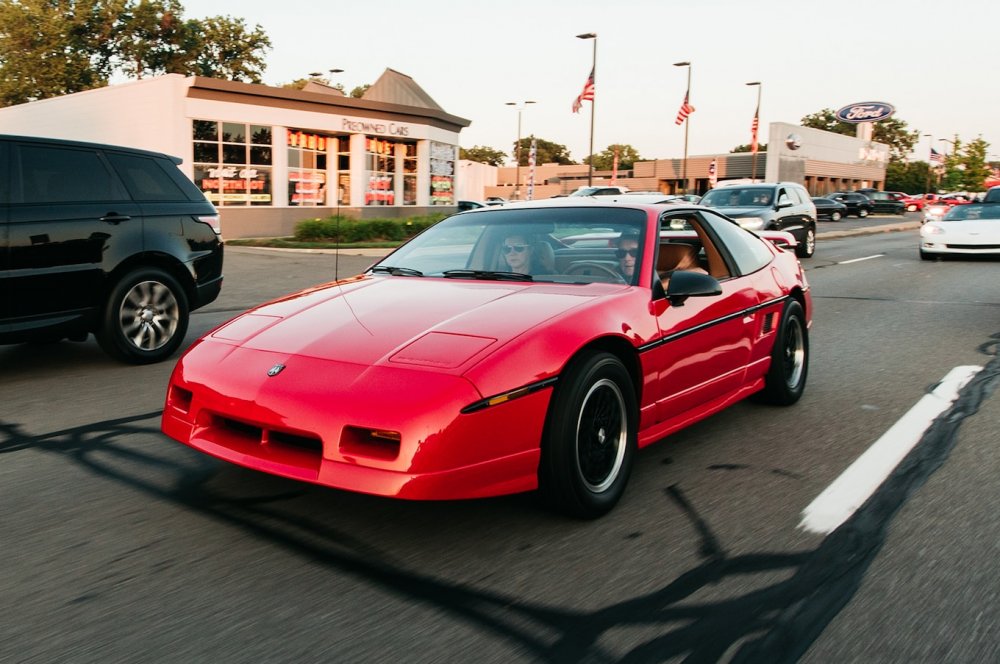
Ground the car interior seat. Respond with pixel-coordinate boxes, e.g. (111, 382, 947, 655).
(656, 243, 700, 274)
(531, 242, 556, 273)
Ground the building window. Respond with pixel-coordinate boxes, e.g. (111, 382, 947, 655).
(364, 137, 399, 206)
(403, 143, 417, 206)
(334, 136, 350, 206)
(429, 141, 455, 205)
(287, 130, 328, 206)
(193, 120, 272, 206)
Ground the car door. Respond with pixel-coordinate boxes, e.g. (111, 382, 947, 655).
(645, 211, 757, 424)
(7, 140, 141, 325)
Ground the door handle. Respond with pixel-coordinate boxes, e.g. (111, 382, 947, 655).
(100, 213, 131, 223)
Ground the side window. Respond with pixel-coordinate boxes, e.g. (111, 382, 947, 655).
(791, 187, 808, 205)
(776, 188, 791, 207)
(108, 153, 189, 202)
(15, 145, 128, 204)
(697, 210, 772, 275)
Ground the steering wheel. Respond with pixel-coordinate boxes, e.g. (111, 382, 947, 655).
(564, 261, 626, 283)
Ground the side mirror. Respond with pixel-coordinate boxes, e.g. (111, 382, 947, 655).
(666, 271, 723, 307)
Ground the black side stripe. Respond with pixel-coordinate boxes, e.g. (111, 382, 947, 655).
(461, 376, 560, 414)
(638, 295, 790, 353)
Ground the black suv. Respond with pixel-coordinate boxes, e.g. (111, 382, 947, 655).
(1, 135, 223, 363)
(699, 182, 817, 258)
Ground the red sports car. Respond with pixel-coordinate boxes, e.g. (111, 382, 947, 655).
(162, 200, 812, 517)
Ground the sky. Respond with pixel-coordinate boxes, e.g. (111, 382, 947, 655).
(183, 0, 998, 164)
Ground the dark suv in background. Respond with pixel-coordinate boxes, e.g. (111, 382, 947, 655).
(699, 182, 817, 258)
(0, 135, 223, 363)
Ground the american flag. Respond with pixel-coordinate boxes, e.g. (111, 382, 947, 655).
(675, 92, 694, 125)
(750, 106, 760, 154)
(572, 68, 595, 113)
(929, 147, 944, 164)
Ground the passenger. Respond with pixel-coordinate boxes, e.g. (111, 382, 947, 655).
(615, 232, 641, 283)
(502, 234, 552, 275)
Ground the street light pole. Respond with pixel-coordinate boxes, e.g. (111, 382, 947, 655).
(505, 101, 536, 200)
(674, 61, 691, 194)
(577, 32, 597, 187)
(746, 81, 761, 183)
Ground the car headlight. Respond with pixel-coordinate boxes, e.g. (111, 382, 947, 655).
(734, 217, 765, 230)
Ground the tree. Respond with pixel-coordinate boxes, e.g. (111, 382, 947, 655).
(800, 108, 919, 162)
(959, 136, 991, 191)
(349, 84, 370, 98)
(885, 161, 930, 194)
(586, 144, 641, 171)
(513, 137, 575, 166)
(730, 143, 768, 153)
(0, 0, 271, 107)
(460, 145, 507, 167)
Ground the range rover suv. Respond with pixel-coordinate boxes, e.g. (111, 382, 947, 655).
(699, 182, 817, 258)
(0, 134, 223, 363)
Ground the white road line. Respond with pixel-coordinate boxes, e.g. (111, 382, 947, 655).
(799, 365, 982, 535)
(838, 254, 884, 264)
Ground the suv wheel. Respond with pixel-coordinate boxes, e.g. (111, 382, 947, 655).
(795, 226, 816, 258)
(858, 208, 869, 218)
(97, 267, 189, 364)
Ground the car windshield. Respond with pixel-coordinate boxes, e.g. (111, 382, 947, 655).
(700, 187, 774, 208)
(370, 206, 647, 285)
(942, 204, 1000, 221)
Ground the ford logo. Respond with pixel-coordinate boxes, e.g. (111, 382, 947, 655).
(835, 102, 895, 124)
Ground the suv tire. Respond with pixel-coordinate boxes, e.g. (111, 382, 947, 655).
(97, 267, 190, 364)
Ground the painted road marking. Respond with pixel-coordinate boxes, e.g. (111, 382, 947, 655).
(838, 254, 884, 264)
(800, 365, 982, 535)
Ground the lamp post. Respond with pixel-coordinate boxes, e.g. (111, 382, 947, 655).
(746, 81, 761, 183)
(674, 61, 691, 194)
(505, 100, 536, 200)
(577, 32, 597, 187)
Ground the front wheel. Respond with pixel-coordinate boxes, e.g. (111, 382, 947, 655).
(795, 227, 816, 258)
(858, 208, 869, 218)
(539, 351, 637, 518)
(830, 211, 842, 222)
(97, 267, 189, 364)
(757, 300, 808, 405)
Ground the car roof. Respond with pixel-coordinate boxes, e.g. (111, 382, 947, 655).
(0, 133, 183, 164)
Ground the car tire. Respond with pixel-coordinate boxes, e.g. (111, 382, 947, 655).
(920, 249, 934, 261)
(539, 351, 637, 518)
(858, 208, 869, 218)
(830, 211, 842, 222)
(757, 299, 808, 406)
(795, 227, 816, 258)
(97, 267, 189, 364)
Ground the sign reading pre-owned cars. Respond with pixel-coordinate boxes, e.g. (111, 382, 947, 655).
(835, 102, 895, 123)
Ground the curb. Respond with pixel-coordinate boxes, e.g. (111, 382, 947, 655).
(818, 220, 920, 239)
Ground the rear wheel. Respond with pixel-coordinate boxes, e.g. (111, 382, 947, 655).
(858, 208, 869, 218)
(758, 300, 808, 405)
(795, 227, 816, 258)
(97, 267, 189, 364)
(539, 351, 637, 518)
(829, 211, 842, 222)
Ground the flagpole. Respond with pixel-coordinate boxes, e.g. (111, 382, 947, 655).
(746, 81, 761, 183)
(674, 61, 691, 194)
(923, 133, 933, 194)
(577, 33, 597, 187)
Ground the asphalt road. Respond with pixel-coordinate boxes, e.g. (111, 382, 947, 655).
(2, 219, 998, 663)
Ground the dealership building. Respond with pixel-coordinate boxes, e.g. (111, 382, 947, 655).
(0, 71, 470, 238)
(482, 122, 891, 200)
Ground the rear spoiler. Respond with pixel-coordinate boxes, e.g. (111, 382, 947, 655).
(756, 230, 798, 251)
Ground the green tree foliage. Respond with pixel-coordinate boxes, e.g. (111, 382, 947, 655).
(586, 144, 641, 171)
(514, 137, 575, 166)
(885, 161, 931, 194)
(800, 108, 919, 162)
(0, 0, 271, 107)
(730, 143, 767, 153)
(459, 145, 507, 167)
(349, 84, 370, 98)
(958, 136, 991, 190)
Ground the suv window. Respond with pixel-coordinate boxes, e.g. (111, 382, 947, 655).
(16, 145, 128, 203)
(983, 187, 1000, 203)
(108, 153, 190, 202)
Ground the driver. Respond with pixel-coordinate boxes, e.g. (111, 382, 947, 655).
(615, 231, 641, 283)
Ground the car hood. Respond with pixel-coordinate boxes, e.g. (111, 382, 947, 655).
(704, 206, 771, 217)
(209, 276, 611, 371)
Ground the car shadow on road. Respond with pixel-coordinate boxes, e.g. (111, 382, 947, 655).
(2, 334, 998, 662)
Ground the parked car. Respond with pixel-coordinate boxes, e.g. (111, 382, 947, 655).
(161, 198, 812, 518)
(865, 191, 906, 215)
(0, 134, 224, 363)
(457, 200, 488, 212)
(920, 202, 1000, 259)
(484, 196, 508, 206)
(983, 186, 1000, 203)
(923, 201, 952, 224)
(827, 192, 874, 218)
(611, 193, 683, 205)
(811, 197, 848, 221)
(699, 182, 817, 257)
(900, 194, 926, 212)
(569, 185, 630, 197)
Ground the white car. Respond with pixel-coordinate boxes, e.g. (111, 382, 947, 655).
(920, 203, 1000, 260)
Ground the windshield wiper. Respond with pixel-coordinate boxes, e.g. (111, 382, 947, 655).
(370, 265, 424, 277)
(441, 269, 533, 282)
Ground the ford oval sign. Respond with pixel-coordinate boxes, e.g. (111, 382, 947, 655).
(835, 102, 895, 123)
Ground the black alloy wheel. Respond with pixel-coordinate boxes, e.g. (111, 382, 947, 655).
(757, 299, 808, 405)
